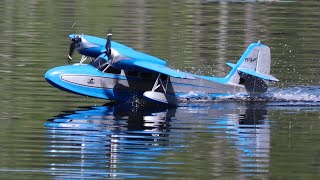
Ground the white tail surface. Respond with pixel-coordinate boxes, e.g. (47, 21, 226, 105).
(226, 42, 278, 93)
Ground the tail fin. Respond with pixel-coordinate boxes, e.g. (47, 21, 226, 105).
(226, 42, 278, 93)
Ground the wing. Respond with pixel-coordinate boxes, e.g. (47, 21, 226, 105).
(69, 34, 134, 51)
(134, 61, 195, 79)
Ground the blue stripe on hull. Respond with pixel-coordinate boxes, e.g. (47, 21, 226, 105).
(46, 77, 137, 101)
(45, 65, 249, 103)
(48, 74, 248, 101)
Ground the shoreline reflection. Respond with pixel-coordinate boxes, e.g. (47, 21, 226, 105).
(45, 102, 270, 179)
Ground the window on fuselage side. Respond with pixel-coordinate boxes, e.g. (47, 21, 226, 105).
(104, 66, 121, 74)
(127, 71, 138, 77)
(140, 72, 153, 79)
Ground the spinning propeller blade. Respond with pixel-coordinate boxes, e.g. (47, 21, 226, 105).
(105, 28, 112, 59)
(68, 40, 76, 61)
(67, 35, 82, 63)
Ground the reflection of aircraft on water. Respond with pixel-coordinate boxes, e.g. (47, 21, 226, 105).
(44, 102, 270, 179)
(45, 103, 176, 179)
(46, 103, 172, 132)
(45, 31, 278, 105)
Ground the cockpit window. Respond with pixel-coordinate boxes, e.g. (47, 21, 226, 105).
(89, 57, 108, 71)
(89, 57, 121, 74)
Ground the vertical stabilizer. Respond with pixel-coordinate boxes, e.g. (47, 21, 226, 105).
(226, 42, 278, 93)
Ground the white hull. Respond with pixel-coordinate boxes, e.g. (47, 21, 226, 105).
(143, 91, 177, 106)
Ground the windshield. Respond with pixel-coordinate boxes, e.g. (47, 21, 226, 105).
(89, 57, 108, 71)
(89, 57, 121, 74)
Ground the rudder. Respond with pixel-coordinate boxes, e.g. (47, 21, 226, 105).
(226, 42, 278, 93)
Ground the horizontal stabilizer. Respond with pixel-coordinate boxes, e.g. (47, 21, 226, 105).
(134, 61, 195, 79)
(226, 63, 279, 82)
(226, 62, 236, 68)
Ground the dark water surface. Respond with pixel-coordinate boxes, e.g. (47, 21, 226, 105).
(1, 1, 320, 179)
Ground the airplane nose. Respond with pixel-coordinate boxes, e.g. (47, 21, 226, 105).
(44, 67, 63, 85)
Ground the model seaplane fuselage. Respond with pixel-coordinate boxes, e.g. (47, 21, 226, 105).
(45, 33, 278, 105)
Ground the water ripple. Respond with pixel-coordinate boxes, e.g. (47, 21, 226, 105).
(178, 86, 320, 105)
(42, 102, 274, 179)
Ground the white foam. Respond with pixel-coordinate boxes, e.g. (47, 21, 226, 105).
(265, 86, 320, 102)
(177, 86, 320, 104)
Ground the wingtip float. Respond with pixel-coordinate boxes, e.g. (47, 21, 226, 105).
(45, 32, 279, 106)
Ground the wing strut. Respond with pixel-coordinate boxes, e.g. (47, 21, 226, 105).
(143, 73, 177, 105)
(152, 74, 169, 93)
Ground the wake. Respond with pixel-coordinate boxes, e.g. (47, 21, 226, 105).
(178, 86, 320, 105)
(262, 86, 320, 102)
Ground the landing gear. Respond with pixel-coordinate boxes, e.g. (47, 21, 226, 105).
(143, 74, 177, 106)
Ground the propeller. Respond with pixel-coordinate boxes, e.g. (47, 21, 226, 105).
(105, 28, 112, 60)
(67, 21, 82, 63)
(68, 34, 82, 63)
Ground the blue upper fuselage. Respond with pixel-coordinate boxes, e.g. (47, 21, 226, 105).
(69, 34, 229, 83)
(69, 34, 167, 67)
(46, 34, 276, 105)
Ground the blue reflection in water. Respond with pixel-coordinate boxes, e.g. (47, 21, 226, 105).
(44, 102, 270, 179)
(231, 104, 270, 173)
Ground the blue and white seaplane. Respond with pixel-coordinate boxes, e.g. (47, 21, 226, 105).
(45, 31, 279, 106)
